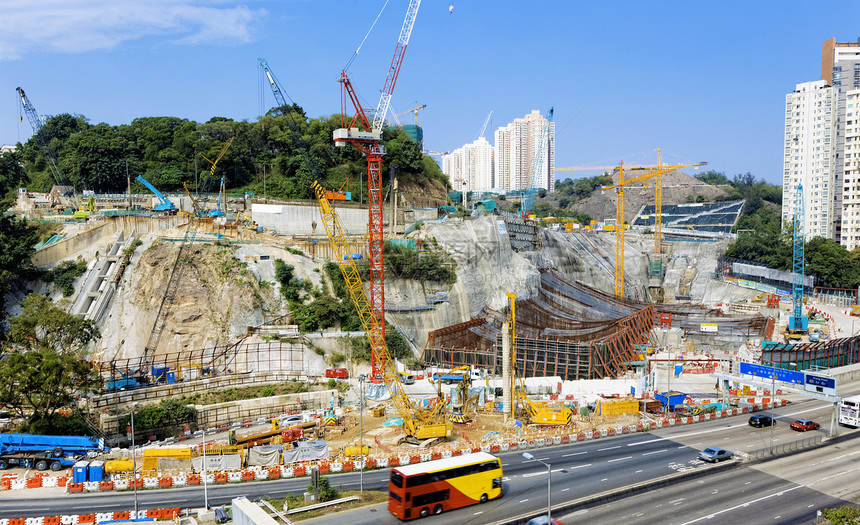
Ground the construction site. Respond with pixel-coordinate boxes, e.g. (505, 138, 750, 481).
(5, 3, 860, 524)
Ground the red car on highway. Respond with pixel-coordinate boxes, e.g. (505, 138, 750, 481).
(790, 419, 820, 431)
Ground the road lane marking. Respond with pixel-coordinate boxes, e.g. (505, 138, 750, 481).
(635, 469, 643, 473)
(519, 499, 529, 503)
(473, 511, 483, 516)
(642, 449, 667, 456)
(679, 485, 802, 524)
(563, 451, 587, 457)
(566, 463, 592, 470)
(598, 446, 621, 451)
(608, 456, 632, 463)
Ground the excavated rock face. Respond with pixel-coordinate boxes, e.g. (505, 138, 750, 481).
(95, 240, 281, 363)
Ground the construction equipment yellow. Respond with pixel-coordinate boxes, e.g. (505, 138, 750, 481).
(312, 180, 452, 441)
(506, 292, 571, 426)
(596, 154, 707, 298)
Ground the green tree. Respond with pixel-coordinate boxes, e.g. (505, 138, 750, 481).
(0, 149, 26, 205)
(8, 293, 100, 354)
(0, 216, 38, 323)
(822, 505, 860, 525)
(0, 348, 101, 426)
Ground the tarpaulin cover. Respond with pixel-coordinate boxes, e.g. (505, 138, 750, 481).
(191, 454, 242, 471)
(247, 445, 282, 467)
(365, 383, 391, 401)
(157, 458, 192, 472)
(282, 440, 329, 464)
(382, 418, 404, 427)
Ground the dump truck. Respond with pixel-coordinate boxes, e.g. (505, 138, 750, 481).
(0, 433, 108, 471)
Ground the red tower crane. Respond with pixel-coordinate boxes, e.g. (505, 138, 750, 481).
(333, 0, 422, 378)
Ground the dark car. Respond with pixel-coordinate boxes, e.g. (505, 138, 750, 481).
(749, 414, 775, 428)
(790, 419, 820, 431)
(698, 447, 733, 462)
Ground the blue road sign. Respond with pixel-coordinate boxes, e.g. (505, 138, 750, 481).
(739, 362, 804, 385)
(805, 374, 836, 390)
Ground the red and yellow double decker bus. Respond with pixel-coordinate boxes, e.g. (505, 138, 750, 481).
(388, 451, 503, 520)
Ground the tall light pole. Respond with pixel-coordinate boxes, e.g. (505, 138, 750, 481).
(130, 402, 139, 518)
(359, 375, 365, 493)
(770, 362, 777, 455)
(523, 452, 552, 523)
(202, 426, 209, 509)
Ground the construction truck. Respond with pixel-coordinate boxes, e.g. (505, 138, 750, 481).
(428, 365, 481, 385)
(0, 434, 108, 471)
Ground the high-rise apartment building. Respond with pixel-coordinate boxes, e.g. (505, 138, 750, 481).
(842, 89, 860, 249)
(782, 80, 838, 240)
(442, 110, 555, 197)
(499, 110, 555, 193)
(783, 38, 860, 247)
(441, 136, 494, 193)
(822, 38, 860, 244)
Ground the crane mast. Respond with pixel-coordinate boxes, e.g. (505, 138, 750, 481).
(333, 0, 422, 377)
(789, 183, 807, 332)
(16, 87, 65, 185)
(598, 159, 707, 298)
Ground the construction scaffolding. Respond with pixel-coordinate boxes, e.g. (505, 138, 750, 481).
(421, 270, 768, 378)
(100, 339, 306, 384)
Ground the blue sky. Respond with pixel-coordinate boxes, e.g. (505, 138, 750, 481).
(2, 0, 860, 186)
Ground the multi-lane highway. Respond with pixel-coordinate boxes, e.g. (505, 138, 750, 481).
(2, 387, 857, 524)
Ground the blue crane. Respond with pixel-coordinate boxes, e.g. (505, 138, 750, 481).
(16, 87, 66, 185)
(135, 175, 176, 212)
(520, 107, 553, 217)
(788, 182, 808, 332)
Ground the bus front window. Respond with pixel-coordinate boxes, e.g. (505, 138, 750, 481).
(391, 471, 403, 488)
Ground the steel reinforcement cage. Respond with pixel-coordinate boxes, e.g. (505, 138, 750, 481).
(100, 339, 306, 385)
(420, 306, 657, 380)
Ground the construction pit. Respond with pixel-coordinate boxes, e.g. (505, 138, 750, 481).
(13, 202, 857, 483)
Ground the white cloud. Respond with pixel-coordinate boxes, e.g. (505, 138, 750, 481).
(0, 0, 267, 61)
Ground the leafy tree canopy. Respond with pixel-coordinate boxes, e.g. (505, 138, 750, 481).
(14, 107, 448, 203)
(8, 293, 100, 354)
(0, 347, 101, 425)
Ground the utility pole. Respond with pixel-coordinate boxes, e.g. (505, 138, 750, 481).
(126, 160, 131, 210)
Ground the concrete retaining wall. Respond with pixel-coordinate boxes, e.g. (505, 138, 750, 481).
(32, 215, 186, 267)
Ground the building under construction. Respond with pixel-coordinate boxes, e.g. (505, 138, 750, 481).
(420, 269, 768, 380)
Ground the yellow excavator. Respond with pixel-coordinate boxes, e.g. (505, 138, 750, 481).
(507, 292, 572, 426)
(312, 181, 452, 442)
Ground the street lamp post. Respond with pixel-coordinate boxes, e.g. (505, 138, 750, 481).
(130, 402, 139, 518)
(359, 375, 365, 493)
(202, 427, 209, 510)
(523, 452, 552, 523)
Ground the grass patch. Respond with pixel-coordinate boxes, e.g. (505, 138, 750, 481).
(264, 490, 387, 521)
(176, 381, 316, 406)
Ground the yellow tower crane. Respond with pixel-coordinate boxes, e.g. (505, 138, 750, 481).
(597, 158, 707, 298)
(311, 180, 453, 441)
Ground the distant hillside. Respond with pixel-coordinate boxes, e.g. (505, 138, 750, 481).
(529, 169, 730, 223)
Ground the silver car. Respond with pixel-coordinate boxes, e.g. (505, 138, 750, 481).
(698, 447, 733, 462)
